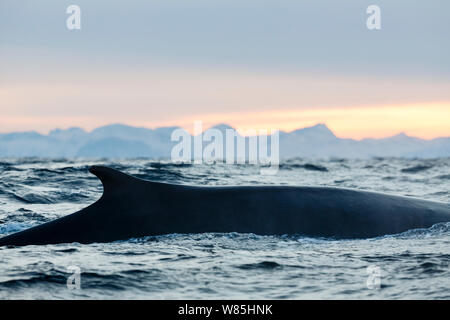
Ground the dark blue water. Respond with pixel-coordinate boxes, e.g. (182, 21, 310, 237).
(0, 158, 449, 299)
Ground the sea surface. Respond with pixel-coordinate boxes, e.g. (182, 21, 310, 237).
(0, 158, 449, 299)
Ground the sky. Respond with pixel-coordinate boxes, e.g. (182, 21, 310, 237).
(1, 0, 449, 139)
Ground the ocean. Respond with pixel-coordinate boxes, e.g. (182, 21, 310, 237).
(0, 158, 449, 299)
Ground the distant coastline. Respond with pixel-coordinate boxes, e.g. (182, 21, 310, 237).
(0, 123, 449, 159)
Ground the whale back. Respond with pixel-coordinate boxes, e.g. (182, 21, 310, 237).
(0, 166, 449, 247)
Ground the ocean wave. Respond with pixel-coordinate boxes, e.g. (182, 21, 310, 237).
(0, 222, 37, 235)
(383, 222, 450, 239)
(0, 165, 25, 172)
(406, 262, 449, 275)
(279, 163, 328, 172)
(237, 261, 282, 270)
(13, 193, 53, 204)
(436, 174, 450, 180)
(401, 165, 434, 173)
(148, 162, 193, 169)
(0, 273, 67, 289)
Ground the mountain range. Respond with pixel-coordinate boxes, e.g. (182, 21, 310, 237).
(0, 123, 448, 159)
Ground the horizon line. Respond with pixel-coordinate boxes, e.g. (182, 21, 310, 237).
(1, 122, 449, 142)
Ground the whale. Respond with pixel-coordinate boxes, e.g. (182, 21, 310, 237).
(0, 165, 449, 247)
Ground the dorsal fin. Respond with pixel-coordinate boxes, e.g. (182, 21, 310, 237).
(89, 165, 141, 194)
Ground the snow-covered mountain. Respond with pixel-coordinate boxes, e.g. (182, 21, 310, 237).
(0, 123, 448, 158)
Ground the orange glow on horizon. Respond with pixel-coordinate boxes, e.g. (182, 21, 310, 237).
(0, 102, 449, 140)
(156, 102, 450, 140)
(2, 68, 449, 140)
